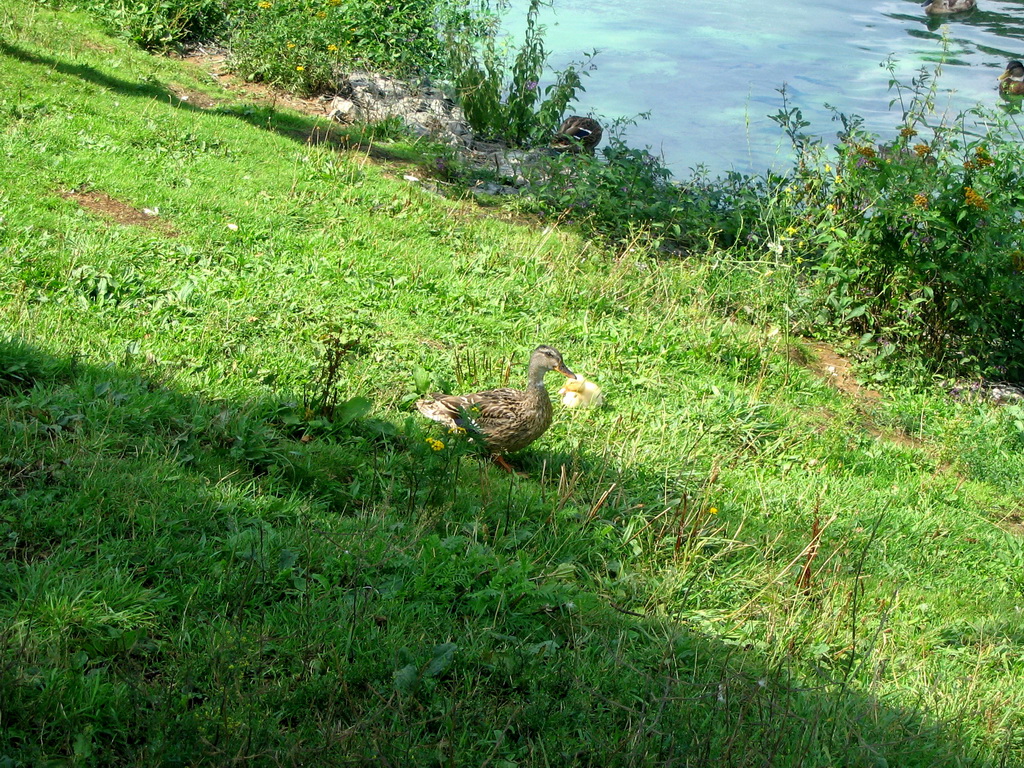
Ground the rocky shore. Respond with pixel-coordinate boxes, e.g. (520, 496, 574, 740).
(327, 71, 560, 195)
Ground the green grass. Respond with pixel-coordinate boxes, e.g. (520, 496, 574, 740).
(3, 2, 1024, 765)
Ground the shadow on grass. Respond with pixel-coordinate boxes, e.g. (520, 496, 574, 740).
(0, 336, 1001, 766)
(0, 40, 415, 162)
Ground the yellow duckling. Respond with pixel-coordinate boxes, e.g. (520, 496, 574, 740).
(558, 374, 604, 408)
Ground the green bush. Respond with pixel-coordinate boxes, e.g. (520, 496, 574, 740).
(36, 0, 229, 48)
(768, 70, 1024, 380)
(228, 0, 349, 94)
(38, 0, 469, 82)
(229, 0, 468, 94)
(519, 132, 759, 252)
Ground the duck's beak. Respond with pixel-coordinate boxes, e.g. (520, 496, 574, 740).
(1000, 70, 1011, 82)
(557, 362, 575, 378)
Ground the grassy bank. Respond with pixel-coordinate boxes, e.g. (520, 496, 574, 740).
(3, 2, 1024, 765)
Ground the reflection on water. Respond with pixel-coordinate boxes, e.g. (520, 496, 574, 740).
(504, 0, 1024, 175)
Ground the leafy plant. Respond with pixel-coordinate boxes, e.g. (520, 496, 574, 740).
(768, 64, 1024, 379)
(448, 0, 592, 146)
(37, 0, 229, 48)
(520, 128, 757, 251)
(229, 0, 469, 95)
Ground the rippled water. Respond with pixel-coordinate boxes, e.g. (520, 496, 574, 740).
(505, 0, 1024, 176)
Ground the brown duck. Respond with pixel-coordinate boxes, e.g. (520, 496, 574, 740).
(551, 116, 603, 154)
(999, 60, 1024, 95)
(923, 0, 976, 13)
(415, 346, 575, 471)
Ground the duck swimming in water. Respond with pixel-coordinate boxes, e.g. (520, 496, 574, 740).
(999, 60, 1024, 95)
(922, 0, 975, 14)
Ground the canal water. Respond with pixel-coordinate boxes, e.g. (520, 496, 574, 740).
(505, 0, 1024, 176)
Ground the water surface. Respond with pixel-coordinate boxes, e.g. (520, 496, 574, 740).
(506, 0, 1024, 175)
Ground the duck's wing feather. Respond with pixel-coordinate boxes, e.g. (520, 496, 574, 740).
(428, 388, 527, 430)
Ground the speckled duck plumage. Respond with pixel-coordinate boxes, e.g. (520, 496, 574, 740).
(923, 0, 975, 14)
(1000, 60, 1024, 95)
(551, 116, 603, 154)
(415, 345, 575, 456)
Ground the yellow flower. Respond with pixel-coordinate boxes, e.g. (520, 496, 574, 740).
(709, 507, 719, 515)
(425, 437, 444, 451)
(327, 44, 338, 51)
(257, 1, 271, 7)
(913, 193, 929, 209)
(295, 65, 305, 71)
(900, 126, 918, 138)
(286, 42, 295, 49)
(964, 186, 988, 210)
(316, 11, 326, 18)
(913, 143, 931, 157)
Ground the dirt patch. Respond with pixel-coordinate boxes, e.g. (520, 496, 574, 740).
(61, 190, 176, 234)
(998, 511, 1024, 537)
(803, 341, 881, 404)
(179, 52, 333, 116)
(173, 55, 354, 149)
(865, 424, 921, 449)
(220, 78, 331, 116)
(274, 119, 355, 151)
(167, 84, 220, 110)
(797, 340, 933, 450)
(80, 40, 116, 53)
